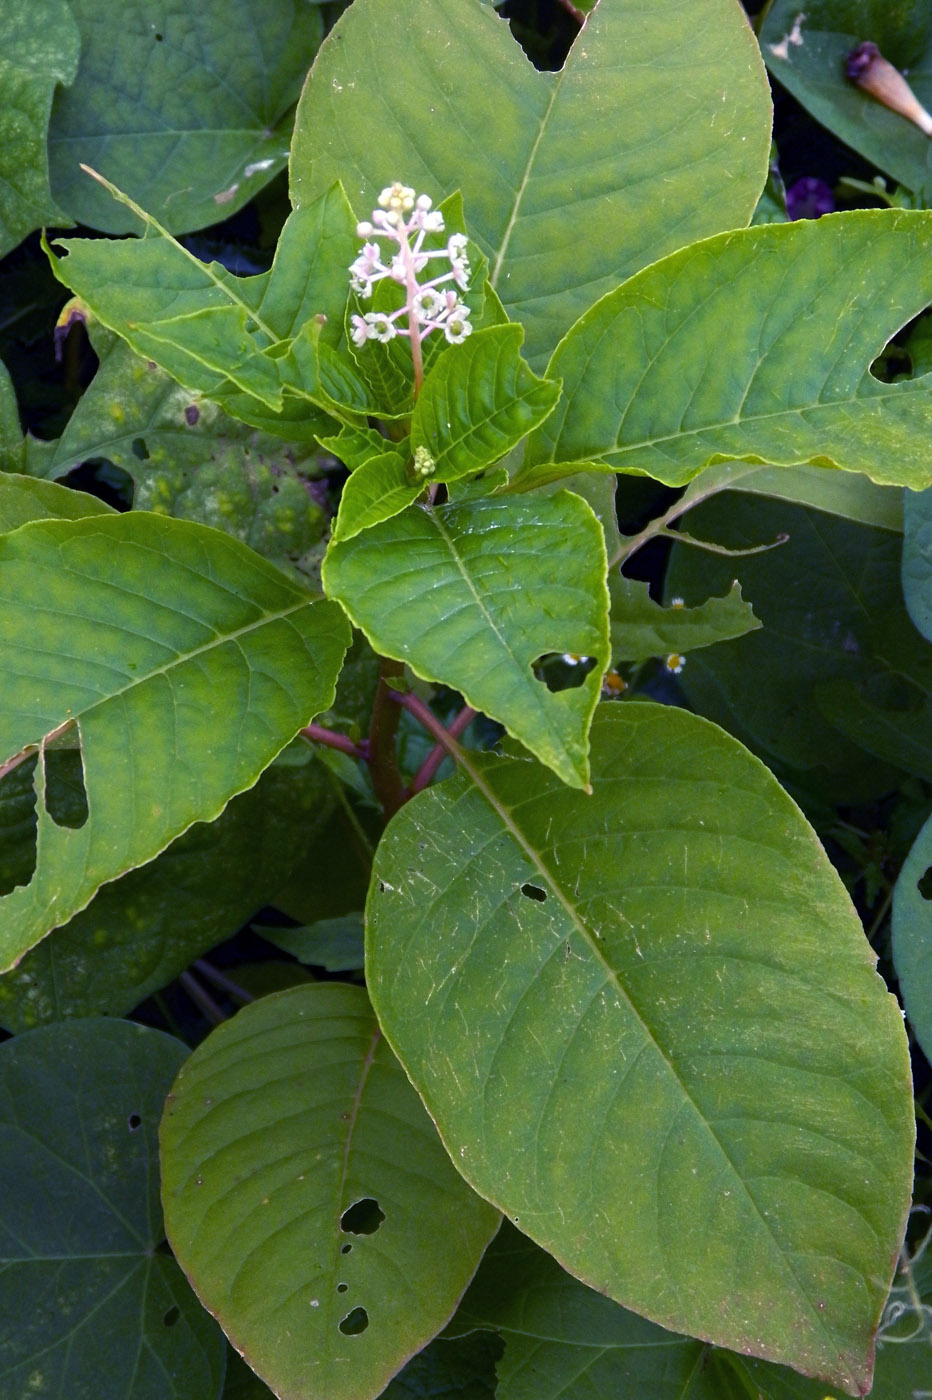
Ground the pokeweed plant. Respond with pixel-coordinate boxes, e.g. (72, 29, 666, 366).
(3, 0, 932, 1396)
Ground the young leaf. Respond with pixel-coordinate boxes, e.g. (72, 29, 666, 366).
(331, 450, 419, 543)
(291, 0, 771, 368)
(0, 513, 350, 970)
(0, 1018, 224, 1399)
(526, 210, 932, 490)
(411, 326, 561, 480)
(160, 983, 501, 1400)
(47, 0, 324, 235)
(323, 492, 610, 789)
(366, 703, 914, 1394)
(609, 576, 760, 663)
(0, 0, 79, 257)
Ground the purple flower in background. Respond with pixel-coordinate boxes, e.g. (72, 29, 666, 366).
(785, 177, 835, 220)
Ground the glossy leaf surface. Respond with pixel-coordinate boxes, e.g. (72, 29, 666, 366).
(527, 211, 932, 489)
(367, 704, 913, 1393)
(161, 983, 501, 1400)
(323, 493, 610, 789)
(0, 1019, 223, 1399)
(292, 0, 771, 368)
(48, 0, 323, 234)
(0, 0, 79, 257)
(0, 512, 350, 969)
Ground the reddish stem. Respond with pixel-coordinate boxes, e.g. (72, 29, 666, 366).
(368, 658, 408, 819)
(300, 722, 369, 761)
(409, 706, 477, 794)
(556, 0, 585, 22)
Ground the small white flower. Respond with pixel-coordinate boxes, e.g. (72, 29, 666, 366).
(419, 209, 445, 233)
(356, 220, 374, 237)
(364, 312, 397, 343)
(350, 314, 370, 347)
(664, 653, 686, 675)
(413, 287, 444, 320)
(379, 182, 415, 213)
(561, 653, 587, 666)
(444, 311, 472, 344)
(669, 596, 685, 609)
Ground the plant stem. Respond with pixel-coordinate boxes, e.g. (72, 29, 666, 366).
(179, 970, 226, 1026)
(609, 462, 764, 570)
(368, 657, 408, 819)
(556, 0, 586, 22)
(193, 959, 254, 1005)
(300, 723, 369, 761)
(409, 705, 477, 794)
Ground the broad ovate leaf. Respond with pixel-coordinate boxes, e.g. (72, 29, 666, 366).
(526, 210, 932, 489)
(160, 983, 501, 1400)
(48, 0, 323, 234)
(323, 492, 610, 789)
(0, 1018, 224, 1399)
(0, 0, 79, 257)
(0, 512, 350, 970)
(366, 703, 913, 1395)
(292, 0, 771, 368)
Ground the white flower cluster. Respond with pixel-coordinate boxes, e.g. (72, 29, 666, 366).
(349, 182, 473, 349)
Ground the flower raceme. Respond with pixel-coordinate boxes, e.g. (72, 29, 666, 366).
(349, 182, 473, 392)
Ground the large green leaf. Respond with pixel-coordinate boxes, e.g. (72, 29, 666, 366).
(0, 755, 335, 1031)
(366, 703, 913, 1394)
(525, 211, 932, 489)
(0, 1018, 224, 1400)
(323, 493, 610, 789)
(47, 182, 359, 435)
(0, 0, 79, 257)
(160, 983, 501, 1400)
(291, 0, 771, 369)
(0, 512, 350, 970)
(47, 0, 323, 235)
(760, 3, 932, 195)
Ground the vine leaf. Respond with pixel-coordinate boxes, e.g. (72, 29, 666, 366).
(0, 512, 350, 970)
(323, 492, 610, 789)
(366, 704, 914, 1395)
(291, 0, 771, 369)
(526, 210, 932, 490)
(160, 983, 501, 1400)
(0, 1018, 224, 1400)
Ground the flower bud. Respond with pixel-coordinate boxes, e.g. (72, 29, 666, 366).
(845, 42, 932, 136)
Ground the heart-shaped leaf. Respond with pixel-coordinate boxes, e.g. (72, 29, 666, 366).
(0, 1018, 224, 1400)
(0, 512, 350, 970)
(366, 703, 913, 1394)
(526, 210, 932, 490)
(291, 0, 771, 368)
(322, 492, 610, 789)
(160, 983, 501, 1400)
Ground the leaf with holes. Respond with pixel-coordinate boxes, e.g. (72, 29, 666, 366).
(160, 982, 501, 1400)
(525, 211, 932, 489)
(47, 0, 323, 234)
(0, 512, 350, 971)
(366, 704, 914, 1395)
(322, 492, 610, 789)
(0, 1018, 224, 1399)
(291, 0, 771, 369)
(0, 0, 79, 257)
(46, 181, 360, 436)
(609, 577, 760, 664)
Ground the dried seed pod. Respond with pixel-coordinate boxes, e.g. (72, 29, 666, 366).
(845, 41, 932, 136)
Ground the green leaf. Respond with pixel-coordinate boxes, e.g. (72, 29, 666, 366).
(760, 3, 932, 196)
(0, 472, 114, 532)
(526, 211, 932, 489)
(291, 0, 771, 368)
(319, 424, 398, 473)
(47, 0, 323, 235)
(0, 512, 350, 970)
(259, 913, 365, 973)
(323, 493, 610, 789)
(412, 326, 561, 479)
(703, 463, 903, 533)
(381, 1333, 502, 1400)
(664, 493, 921, 793)
(331, 449, 419, 543)
(47, 182, 359, 433)
(160, 983, 501, 1400)
(892, 806, 932, 1065)
(450, 1223, 716, 1400)
(903, 481, 932, 640)
(0, 1018, 224, 1399)
(609, 576, 760, 663)
(366, 703, 914, 1394)
(0, 0, 79, 257)
(0, 757, 335, 1030)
